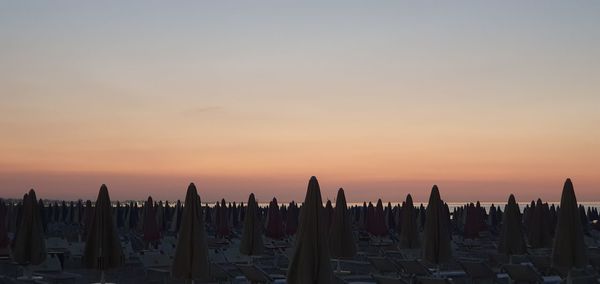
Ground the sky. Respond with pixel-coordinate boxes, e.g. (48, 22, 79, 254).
(1, 1, 599, 203)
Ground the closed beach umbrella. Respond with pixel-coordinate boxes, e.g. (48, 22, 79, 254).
(498, 194, 526, 256)
(285, 202, 299, 235)
(325, 200, 334, 230)
(371, 199, 388, 237)
(552, 179, 587, 269)
(527, 199, 552, 248)
(287, 176, 333, 283)
(82, 184, 123, 278)
(240, 193, 264, 256)
(329, 188, 356, 258)
(142, 196, 160, 245)
(12, 189, 46, 265)
(172, 183, 210, 281)
(0, 199, 9, 249)
(399, 194, 420, 249)
(216, 199, 230, 237)
(83, 200, 94, 237)
(422, 185, 451, 265)
(266, 198, 284, 239)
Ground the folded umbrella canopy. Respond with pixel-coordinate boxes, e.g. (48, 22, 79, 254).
(287, 176, 333, 283)
(82, 185, 123, 273)
(371, 199, 388, 237)
(422, 185, 451, 265)
(285, 202, 299, 235)
(266, 198, 284, 239)
(527, 199, 552, 248)
(498, 194, 527, 256)
(552, 179, 587, 269)
(0, 199, 9, 250)
(172, 183, 210, 281)
(216, 199, 230, 238)
(240, 193, 264, 256)
(399, 194, 420, 249)
(142, 196, 160, 245)
(12, 189, 46, 265)
(329, 188, 356, 258)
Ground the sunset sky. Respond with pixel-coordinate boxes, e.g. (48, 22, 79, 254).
(1, 1, 599, 203)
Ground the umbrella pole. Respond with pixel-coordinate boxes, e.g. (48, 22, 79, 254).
(101, 270, 106, 284)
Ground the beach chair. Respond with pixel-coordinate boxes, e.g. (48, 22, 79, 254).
(222, 246, 250, 264)
(509, 255, 530, 265)
(30, 254, 80, 284)
(372, 274, 410, 284)
(501, 264, 543, 283)
(415, 276, 452, 284)
(236, 264, 286, 283)
(369, 257, 402, 275)
(157, 241, 176, 257)
(458, 261, 496, 283)
(138, 251, 172, 283)
(589, 256, 600, 272)
(396, 260, 432, 278)
(45, 237, 69, 251)
(527, 255, 555, 276)
(65, 242, 85, 258)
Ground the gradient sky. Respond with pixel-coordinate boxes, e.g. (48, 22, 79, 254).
(1, 1, 599, 203)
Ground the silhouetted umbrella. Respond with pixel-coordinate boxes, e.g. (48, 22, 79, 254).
(12, 189, 46, 280)
(0, 199, 9, 250)
(325, 200, 334, 230)
(285, 202, 298, 235)
(142, 196, 160, 245)
(266, 198, 284, 239)
(240, 193, 264, 256)
(552, 179, 587, 271)
(399, 194, 420, 249)
(464, 203, 481, 239)
(527, 199, 551, 248)
(82, 184, 123, 283)
(422, 185, 451, 265)
(172, 183, 210, 281)
(371, 199, 388, 237)
(498, 194, 527, 257)
(216, 199, 230, 238)
(329, 188, 356, 258)
(287, 176, 333, 283)
(83, 200, 94, 237)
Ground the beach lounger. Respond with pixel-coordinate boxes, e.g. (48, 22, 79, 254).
(236, 264, 286, 283)
(458, 261, 496, 283)
(527, 255, 556, 276)
(396, 260, 431, 278)
(372, 274, 409, 284)
(415, 276, 452, 284)
(501, 264, 543, 283)
(30, 254, 80, 284)
(138, 251, 172, 283)
(369, 257, 401, 275)
(45, 237, 69, 251)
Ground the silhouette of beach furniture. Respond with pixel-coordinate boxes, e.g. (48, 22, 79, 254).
(30, 253, 80, 284)
(396, 259, 432, 278)
(501, 264, 543, 283)
(139, 250, 172, 283)
(369, 257, 402, 275)
(236, 263, 285, 283)
(415, 277, 452, 284)
(372, 274, 409, 284)
(458, 260, 496, 283)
